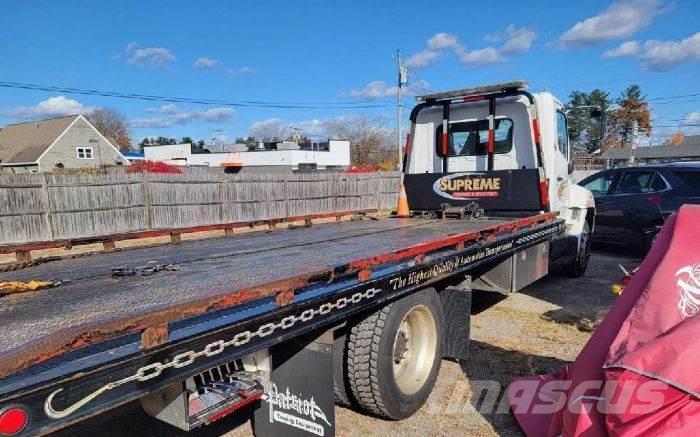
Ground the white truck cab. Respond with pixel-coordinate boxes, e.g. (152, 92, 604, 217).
(403, 81, 596, 276)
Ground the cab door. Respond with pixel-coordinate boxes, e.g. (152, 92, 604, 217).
(551, 110, 571, 211)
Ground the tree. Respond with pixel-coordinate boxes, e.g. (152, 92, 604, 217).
(249, 120, 290, 142)
(323, 115, 397, 168)
(609, 85, 652, 148)
(666, 132, 684, 146)
(138, 136, 177, 152)
(566, 89, 612, 154)
(86, 108, 133, 152)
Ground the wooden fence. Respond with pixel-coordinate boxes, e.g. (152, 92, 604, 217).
(0, 172, 400, 246)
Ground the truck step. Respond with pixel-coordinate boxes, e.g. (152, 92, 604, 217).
(187, 361, 264, 427)
(188, 374, 264, 427)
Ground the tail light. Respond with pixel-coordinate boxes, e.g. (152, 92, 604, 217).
(0, 406, 28, 436)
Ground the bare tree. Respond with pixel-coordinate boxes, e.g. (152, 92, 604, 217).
(323, 115, 396, 168)
(86, 108, 133, 152)
(249, 119, 291, 142)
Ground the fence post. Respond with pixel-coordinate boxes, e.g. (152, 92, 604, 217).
(283, 174, 290, 219)
(220, 173, 231, 224)
(143, 172, 153, 230)
(40, 173, 55, 242)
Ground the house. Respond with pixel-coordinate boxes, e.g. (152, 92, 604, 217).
(143, 140, 351, 173)
(601, 135, 700, 168)
(0, 114, 128, 173)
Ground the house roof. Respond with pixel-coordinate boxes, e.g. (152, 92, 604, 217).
(601, 135, 700, 160)
(0, 115, 79, 164)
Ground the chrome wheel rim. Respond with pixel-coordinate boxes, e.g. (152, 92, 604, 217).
(392, 305, 437, 395)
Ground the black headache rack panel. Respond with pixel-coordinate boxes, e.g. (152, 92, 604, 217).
(404, 169, 542, 212)
(1, 220, 563, 435)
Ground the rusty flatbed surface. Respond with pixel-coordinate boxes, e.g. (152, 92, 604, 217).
(0, 215, 553, 378)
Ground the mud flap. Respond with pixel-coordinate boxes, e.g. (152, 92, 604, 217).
(253, 330, 335, 437)
(440, 277, 472, 361)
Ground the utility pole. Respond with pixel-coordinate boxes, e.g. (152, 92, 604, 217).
(394, 49, 410, 217)
(397, 50, 408, 179)
(629, 119, 638, 166)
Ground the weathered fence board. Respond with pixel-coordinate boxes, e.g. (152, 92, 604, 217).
(0, 171, 400, 246)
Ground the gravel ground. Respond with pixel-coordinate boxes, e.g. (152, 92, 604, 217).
(59, 245, 640, 437)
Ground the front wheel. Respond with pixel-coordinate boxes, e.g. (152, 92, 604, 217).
(346, 288, 443, 419)
(564, 220, 591, 278)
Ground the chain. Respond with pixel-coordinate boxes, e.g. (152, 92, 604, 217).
(45, 287, 381, 419)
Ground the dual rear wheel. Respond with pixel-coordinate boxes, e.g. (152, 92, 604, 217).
(335, 288, 444, 419)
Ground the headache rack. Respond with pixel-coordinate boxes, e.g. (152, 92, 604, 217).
(415, 80, 529, 103)
(407, 80, 545, 186)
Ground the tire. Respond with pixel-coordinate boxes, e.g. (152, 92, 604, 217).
(346, 288, 444, 420)
(564, 220, 591, 278)
(333, 330, 353, 407)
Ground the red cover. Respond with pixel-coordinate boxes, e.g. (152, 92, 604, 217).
(508, 205, 700, 436)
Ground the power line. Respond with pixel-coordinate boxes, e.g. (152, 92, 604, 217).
(0, 80, 394, 109)
(649, 92, 700, 101)
(651, 123, 700, 127)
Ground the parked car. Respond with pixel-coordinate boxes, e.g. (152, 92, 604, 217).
(578, 162, 700, 251)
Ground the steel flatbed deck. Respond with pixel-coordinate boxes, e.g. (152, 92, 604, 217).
(0, 213, 562, 435)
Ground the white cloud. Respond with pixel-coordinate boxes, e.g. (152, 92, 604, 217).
(347, 79, 431, 99)
(403, 25, 535, 70)
(117, 42, 175, 67)
(602, 32, 700, 70)
(191, 55, 257, 77)
(348, 81, 400, 99)
(499, 25, 538, 55)
(456, 47, 504, 66)
(130, 104, 234, 129)
(602, 40, 641, 58)
(427, 33, 462, 51)
(5, 95, 93, 119)
(193, 57, 219, 69)
(557, 0, 662, 48)
(249, 116, 359, 140)
(225, 66, 257, 77)
(639, 32, 700, 70)
(682, 111, 700, 125)
(404, 50, 441, 69)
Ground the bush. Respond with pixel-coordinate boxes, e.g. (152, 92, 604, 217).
(126, 160, 183, 174)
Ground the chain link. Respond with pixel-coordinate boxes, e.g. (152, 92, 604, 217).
(45, 287, 382, 419)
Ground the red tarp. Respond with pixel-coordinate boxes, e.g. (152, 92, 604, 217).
(508, 204, 700, 436)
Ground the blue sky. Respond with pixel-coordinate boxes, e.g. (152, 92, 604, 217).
(0, 0, 698, 146)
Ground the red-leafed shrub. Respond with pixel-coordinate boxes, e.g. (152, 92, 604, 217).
(126, 160, 183, 174)
(343, 166, 376, 174)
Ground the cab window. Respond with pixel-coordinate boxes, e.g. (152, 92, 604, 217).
(582, 172, 616, 196)
(436, 118, 513, 157)
(556, 110, 568, 159)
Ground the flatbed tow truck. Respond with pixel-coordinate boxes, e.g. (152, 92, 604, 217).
(0, 82, 598, 436)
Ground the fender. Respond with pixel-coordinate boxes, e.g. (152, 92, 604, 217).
(557, 181, 595, 235)
(550, 181, 595, 261)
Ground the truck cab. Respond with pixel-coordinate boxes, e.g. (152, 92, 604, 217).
(403, 81, 596, 276)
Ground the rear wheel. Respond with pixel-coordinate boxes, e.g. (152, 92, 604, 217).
(346, 288, 443, 419)
(564, 220, 591, 278)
